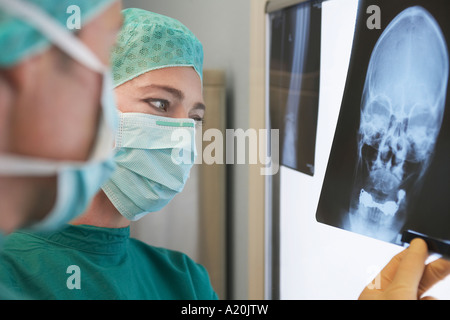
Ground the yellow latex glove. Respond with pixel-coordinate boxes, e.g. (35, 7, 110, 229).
(359, 238, 450, 300)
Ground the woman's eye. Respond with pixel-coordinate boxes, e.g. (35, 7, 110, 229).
(190, 110, 205, 124)
(192, 116, 204, 123)
(147, 99, 168, 111)
(152, 100, 167, 110)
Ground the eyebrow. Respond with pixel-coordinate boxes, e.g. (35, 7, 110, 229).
(143, 84, 185, 101)
(142, 84, 206, 111)
(192, 102, 206, 112)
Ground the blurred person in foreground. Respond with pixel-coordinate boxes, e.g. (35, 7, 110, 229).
(0, 0, 122, 234)
(0, 8, 217, 300)
(0, 0, 122, 298)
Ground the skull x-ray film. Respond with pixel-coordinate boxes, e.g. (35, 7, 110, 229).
(269, 1, 321, 176)
(316, 0, 450, 251)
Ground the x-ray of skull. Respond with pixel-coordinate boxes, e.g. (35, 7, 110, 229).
(349, 6, 448, 242)
(317, 0, 450, 250)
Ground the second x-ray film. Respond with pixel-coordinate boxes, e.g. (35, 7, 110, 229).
(269, 1, 322, 176)
(316, 0, 450, 253)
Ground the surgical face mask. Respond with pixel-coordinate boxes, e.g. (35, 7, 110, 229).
(0, 0, 118, 231)
(102, 112, 197, 221)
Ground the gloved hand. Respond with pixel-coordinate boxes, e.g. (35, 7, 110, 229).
(359, 238, 450, 300)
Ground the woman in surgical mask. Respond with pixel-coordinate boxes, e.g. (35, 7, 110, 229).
(0, 8, 217, 300)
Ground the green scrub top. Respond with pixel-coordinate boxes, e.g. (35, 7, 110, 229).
(0, 224, 218, 300)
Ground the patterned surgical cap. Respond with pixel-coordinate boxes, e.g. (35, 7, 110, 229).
(111, 8, 203, 87)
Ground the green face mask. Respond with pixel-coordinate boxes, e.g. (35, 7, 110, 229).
(102, 112, 197, 221)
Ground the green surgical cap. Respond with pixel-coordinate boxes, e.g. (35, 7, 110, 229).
(111, 8, 203, 88)
(0, 0, 117, 67)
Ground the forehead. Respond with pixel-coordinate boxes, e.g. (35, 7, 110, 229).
(132, 66, 203, 97)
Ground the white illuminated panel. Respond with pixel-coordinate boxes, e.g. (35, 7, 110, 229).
(278, 0, 450, 300)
